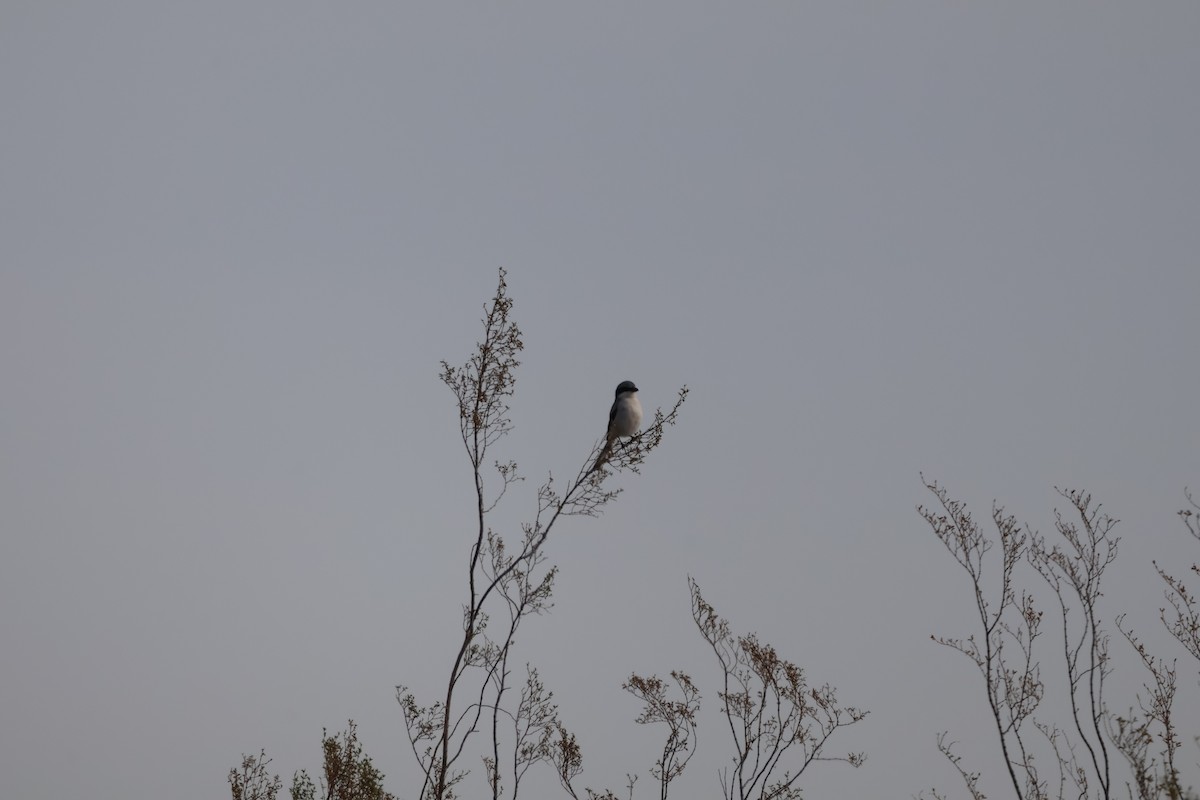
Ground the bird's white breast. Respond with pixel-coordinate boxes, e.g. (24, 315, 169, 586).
(611, 393, 643, 438)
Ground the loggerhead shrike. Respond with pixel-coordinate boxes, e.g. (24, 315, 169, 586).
(591, 380, 643, 473)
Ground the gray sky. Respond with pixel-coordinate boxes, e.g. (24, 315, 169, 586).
(2, 4, 1198, 799)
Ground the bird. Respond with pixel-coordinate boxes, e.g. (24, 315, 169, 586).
(591, 380, 643, 473)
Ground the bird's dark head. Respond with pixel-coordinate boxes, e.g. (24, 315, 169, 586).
(615, 380, 638, 396)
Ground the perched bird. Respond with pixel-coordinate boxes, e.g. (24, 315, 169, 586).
(591, 380, 643, 473)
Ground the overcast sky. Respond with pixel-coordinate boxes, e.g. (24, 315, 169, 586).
(3, 4, 1199, 799)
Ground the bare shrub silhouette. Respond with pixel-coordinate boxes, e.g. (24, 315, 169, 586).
(291, 721, 396, 800)
(553, 579, 867, 800)
(917, 478, 1200, 800)
(689, 578, 866, 800)
(229, 750, 282, 800)
(396, 268, 686, 799)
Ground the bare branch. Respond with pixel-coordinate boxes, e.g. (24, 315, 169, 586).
(623, 671, 702, 799)
(229, 750, 281, 800)
(690, 577, 866, 800)
(401, 269, 688, 800)
(920, 476, 1040, 800)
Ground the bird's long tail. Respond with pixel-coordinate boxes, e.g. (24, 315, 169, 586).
(589, 440, 613, 475)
